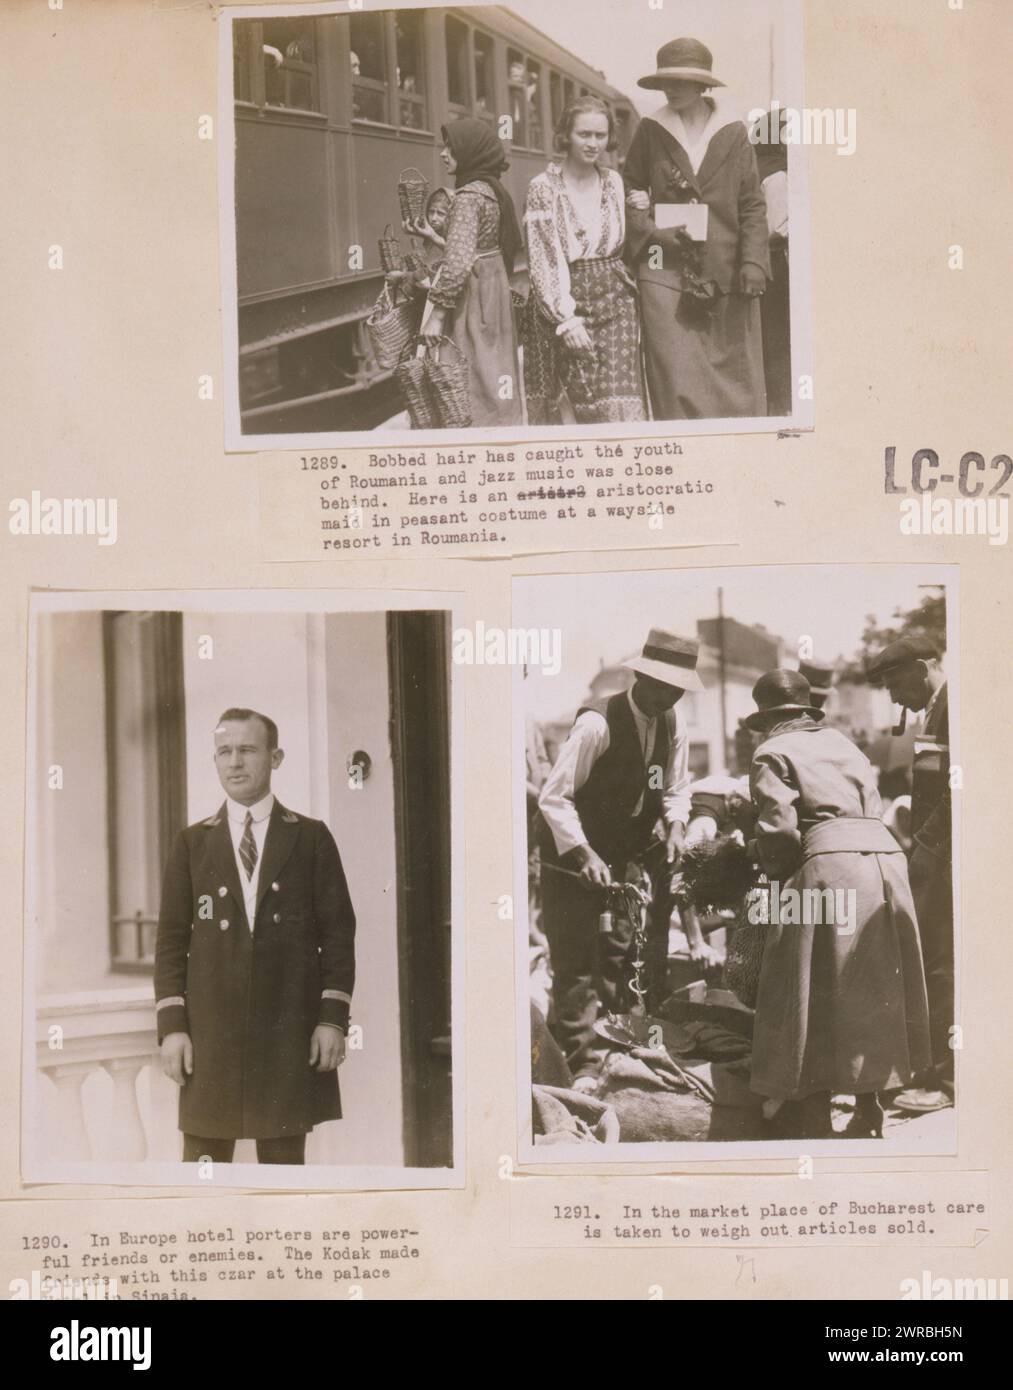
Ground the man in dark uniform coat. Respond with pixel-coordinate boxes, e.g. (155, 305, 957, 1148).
(155, 708, 355, 1163)
(537, 630, 700, 1089)
(867, 638, 952, 1113)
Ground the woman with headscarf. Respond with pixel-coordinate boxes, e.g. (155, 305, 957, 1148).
(405, 117, 523, 427)
(745, 670, 932, 1140)
(522, 95, 647, 425)
(623, 38, 770, 420)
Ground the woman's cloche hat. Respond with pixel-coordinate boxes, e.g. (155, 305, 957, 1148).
(637, 38, 726, 91)
(744, 669, 826, 731)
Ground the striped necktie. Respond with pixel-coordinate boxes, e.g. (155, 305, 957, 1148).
(239, 810, 258, 880)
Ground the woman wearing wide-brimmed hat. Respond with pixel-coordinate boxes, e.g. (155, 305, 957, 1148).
(745, 671, 931, 1139)
(623, 38, 771, 420)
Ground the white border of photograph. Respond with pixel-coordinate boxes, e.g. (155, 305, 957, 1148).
(22, 586, 466, 1192)
(218, 0, 814, 451)
(512, 562, 960, 1164)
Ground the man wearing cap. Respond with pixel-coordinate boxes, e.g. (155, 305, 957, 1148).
(537, 630, 699, 1087)
(798, 658, 834, 712)
(623, 37, 770, 420)
(154, 708, 356, 1164)
(745, 670, 931, 1139)
(866, 638, 952, 1113)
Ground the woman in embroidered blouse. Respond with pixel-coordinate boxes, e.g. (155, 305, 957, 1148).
(522, 96, 646, 425)
(404, 117, 523, 428)
(624, 39, 771, 420)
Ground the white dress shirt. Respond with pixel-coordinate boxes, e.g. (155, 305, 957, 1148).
(227, 792, 274, 930)
(538, 689, 692, 857)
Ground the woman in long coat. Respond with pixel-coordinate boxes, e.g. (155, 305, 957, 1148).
(623, 39, 770, 419)
(745, 671, 932, 1139)
(522, 95, 646, 425)
(408, 116, 523, 427)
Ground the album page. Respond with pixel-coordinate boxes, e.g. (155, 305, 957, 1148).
(2, 0, 1012, 1338)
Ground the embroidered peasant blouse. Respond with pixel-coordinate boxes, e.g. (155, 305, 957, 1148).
(524, 164, 627, 330)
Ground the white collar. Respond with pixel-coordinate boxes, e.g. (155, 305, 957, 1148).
(649, 95, 727, 170)
(226, 791, 274, 825)
(923, 680, 946, 719)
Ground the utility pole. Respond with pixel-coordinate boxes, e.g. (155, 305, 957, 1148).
(717, 587, 728, 771)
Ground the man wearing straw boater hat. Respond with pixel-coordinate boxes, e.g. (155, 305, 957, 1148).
(866, 637, 952, 1115)
(537, 630, 700, 1089)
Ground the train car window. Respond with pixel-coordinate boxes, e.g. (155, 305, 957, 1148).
(261, 18, 319, 113)
(445, 15, 470, 110)
(526, 60, 544, 149)
(563, 78, 575, 109)
(473, 30, 496, 120)
(351, 13, 390, 123)
(396, 10, 427, 130)
(507, 49, 527, 146)
(549, 71, 563, 132)
(233, 25, 252, 103)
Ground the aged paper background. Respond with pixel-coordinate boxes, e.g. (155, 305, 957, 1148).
(2, 0, 1012, 1299)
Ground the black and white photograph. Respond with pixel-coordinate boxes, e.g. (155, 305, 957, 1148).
(220, 0, 811, 448)
(23, 590, 461, 1189)
(515, 565, 958, 1159)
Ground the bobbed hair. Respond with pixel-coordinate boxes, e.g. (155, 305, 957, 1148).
(554, 95, 617, 154)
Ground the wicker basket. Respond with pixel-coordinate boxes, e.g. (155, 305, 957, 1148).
(378, 224, 404, 274)
(426, 336, 472, 429)
(365, 282, 420, 372)
(397, 166, 429, 222)
(394, 338, 440, 429)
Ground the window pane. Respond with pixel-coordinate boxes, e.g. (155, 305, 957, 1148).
(474, 32, 495, 115)
(351, 13, 388, 121)
(527, 60, 543, 148)
(262, 17, 318, 112)
(549, 71, 563, 129)
(396, 10, 427, 128)
(445, 16, 468, 107)
(507, 48, 526, 144)
(350, 14, 385, 81)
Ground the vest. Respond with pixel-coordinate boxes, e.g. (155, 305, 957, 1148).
(564, 692, 673, 867)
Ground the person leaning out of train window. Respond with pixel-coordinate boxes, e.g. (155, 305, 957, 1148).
(402, 117, 523, 428)
(522, 95, 647, 426)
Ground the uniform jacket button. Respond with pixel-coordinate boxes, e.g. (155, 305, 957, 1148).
(271, 881, 280, 892)
(220, 919, 229, 931)
(273, 912, 281, 924)
(218, 886, 227, 897)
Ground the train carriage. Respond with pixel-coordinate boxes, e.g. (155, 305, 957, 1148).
(232, 6, 639, 434)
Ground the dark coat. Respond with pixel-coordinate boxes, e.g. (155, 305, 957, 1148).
(154, 801, 356, 1140)
(623, 116, 771, 291)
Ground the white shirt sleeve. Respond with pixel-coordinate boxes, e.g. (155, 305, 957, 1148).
(662, 709, 692, 830)
(537, 711, 610, 856)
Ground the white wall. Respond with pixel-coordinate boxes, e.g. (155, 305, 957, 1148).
(182, 611, 316, 820)
(34, 612, 111, 995)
